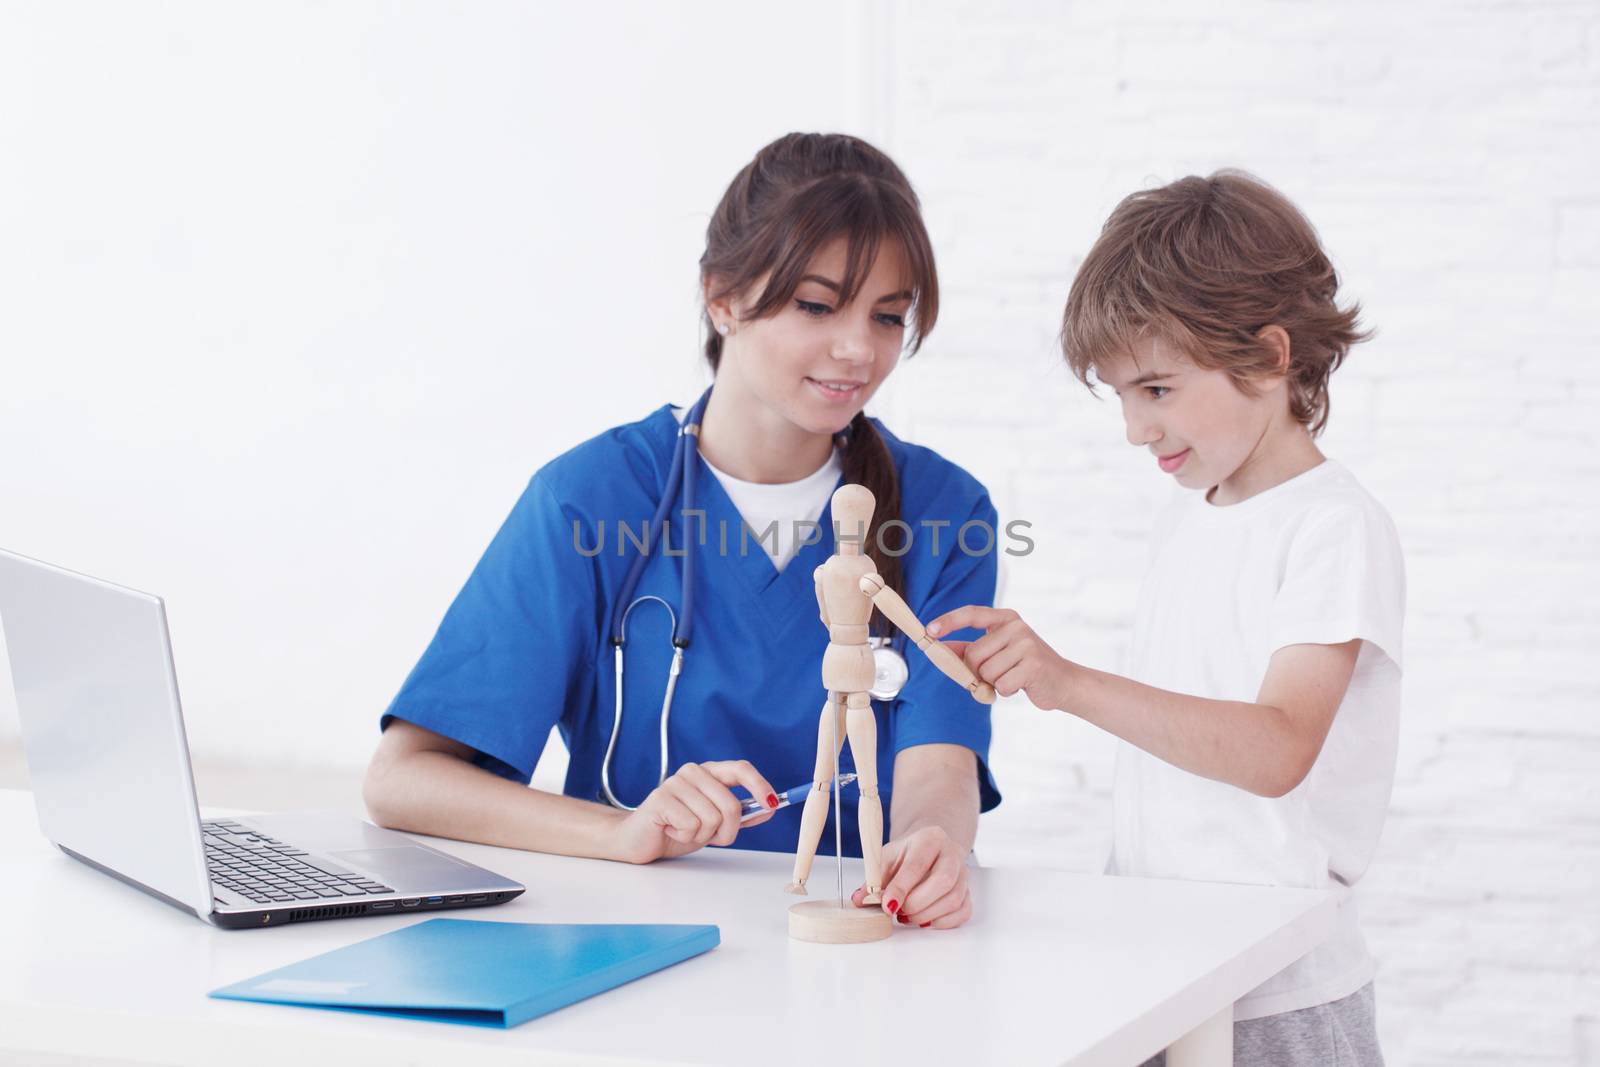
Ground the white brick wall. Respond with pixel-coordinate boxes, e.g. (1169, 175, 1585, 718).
(877, 3, 1600, 1064)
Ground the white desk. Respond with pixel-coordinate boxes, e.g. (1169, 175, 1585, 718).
(0, 789, 1334, 1066)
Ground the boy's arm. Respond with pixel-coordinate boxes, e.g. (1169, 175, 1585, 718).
(925, 606, 1360, 798)
(1063, 640, 1361, 798)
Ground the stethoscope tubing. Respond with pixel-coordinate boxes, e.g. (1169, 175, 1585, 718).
(601, 389, 710, 810)
(599, 387, 908, 811)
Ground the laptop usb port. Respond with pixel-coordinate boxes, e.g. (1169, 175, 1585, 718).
(445, 895, 466, 903)
(400, 898, 420, 907)
(466, 894, 487, 903)
(425, 896, 444, 904)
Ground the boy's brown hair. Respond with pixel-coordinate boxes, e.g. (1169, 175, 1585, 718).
(1060, 170, 1369, 436)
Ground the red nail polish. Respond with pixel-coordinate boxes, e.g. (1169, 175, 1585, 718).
(766, 793, 779, 808)
(886, 899, 899, 915)
(920, 922, 931, 928)
(898, 911, 910, 924)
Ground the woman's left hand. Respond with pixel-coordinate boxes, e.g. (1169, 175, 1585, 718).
(849, 825, 972, 929)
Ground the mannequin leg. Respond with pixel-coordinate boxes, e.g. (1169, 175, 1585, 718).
(845, 691, 884, 905)
(787, 695, 847, 894)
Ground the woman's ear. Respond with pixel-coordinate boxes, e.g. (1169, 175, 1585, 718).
(702, 276, 737, 336)
(1256, 325, 1292, 378)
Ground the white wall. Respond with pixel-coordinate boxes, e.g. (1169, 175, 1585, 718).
(3, 3, 1596, 1065)
(0, 0, 889, 774)
(880, 3, 1599, 1065)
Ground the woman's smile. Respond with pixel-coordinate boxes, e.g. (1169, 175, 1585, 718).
(805, 376, 867, 404)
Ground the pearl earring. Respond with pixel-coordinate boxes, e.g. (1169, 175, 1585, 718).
(717, 323, 730, 336)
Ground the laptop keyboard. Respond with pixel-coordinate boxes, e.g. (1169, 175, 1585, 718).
(202, 820, 395, 906)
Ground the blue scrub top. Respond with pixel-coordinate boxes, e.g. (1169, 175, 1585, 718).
(380, 403, 1002, 857)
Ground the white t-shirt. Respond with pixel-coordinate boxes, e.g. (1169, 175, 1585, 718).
(1108, 459, 1405, 1021)
(702, 449, 842, 574)
(671, 404, 843, 573)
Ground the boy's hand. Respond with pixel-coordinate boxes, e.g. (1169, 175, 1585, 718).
(925, 606, 1074, 712)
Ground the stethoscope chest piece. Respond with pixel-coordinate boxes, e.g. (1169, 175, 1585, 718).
(868, 636, 909, 702)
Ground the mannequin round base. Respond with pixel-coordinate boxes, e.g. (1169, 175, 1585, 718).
(788, 900, 894, 944)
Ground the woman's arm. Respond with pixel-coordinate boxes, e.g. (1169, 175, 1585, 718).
(847, 742, 979, 929)
(363, 720, 630, 858)
(363, 720, 779, 864)
(889, 742, 979, 852)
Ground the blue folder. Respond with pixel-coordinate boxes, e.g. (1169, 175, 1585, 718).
(209, 918, 720, 1028)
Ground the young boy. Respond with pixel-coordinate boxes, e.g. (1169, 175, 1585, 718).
(927, 172, 1403, 1065)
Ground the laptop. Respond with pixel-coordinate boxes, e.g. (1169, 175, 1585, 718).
(0, 548, 525, 929)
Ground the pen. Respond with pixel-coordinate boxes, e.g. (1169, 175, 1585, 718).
(739, 774, 858, 822)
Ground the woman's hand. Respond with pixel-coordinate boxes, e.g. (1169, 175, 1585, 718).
(925, 606, 1076, 712)
(613, 760, 779, 864)
(850, 825, 972, 929)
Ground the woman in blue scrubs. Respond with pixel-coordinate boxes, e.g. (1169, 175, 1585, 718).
(364, 132, 1000, 930)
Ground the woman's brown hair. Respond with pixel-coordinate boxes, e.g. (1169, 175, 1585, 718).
(1060, 170, 1369, 436)
(700, 132, 939, 630)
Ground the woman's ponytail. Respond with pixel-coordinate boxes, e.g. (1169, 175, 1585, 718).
(836, 411, 903, 638)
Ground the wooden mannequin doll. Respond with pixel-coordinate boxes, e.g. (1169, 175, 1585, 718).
(786, 484, 994, 941)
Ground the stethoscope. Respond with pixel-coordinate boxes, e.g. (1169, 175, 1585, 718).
(599, 387, 911, 811)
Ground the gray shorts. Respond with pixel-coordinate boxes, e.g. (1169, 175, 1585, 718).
(1141, 982, 1382, 1067)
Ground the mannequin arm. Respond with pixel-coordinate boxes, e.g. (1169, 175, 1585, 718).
(859, 574, 996, 704)
(813, 566, 830, 627)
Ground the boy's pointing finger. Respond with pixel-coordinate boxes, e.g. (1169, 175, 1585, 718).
(926, 605, 1011, 638)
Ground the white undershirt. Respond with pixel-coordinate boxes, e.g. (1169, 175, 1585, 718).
(702, 449, 842, 573)
(673, 402, 842, 573)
